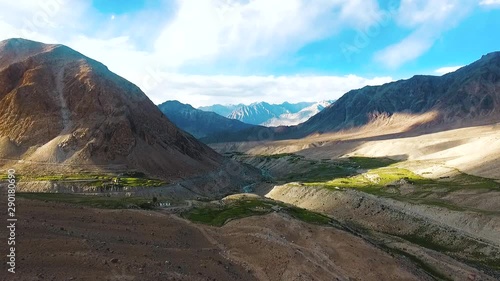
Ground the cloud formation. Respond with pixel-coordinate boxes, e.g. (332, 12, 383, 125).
(374, 0, 476, 68)
(153, 0, 384, 66)
(434, 65, 464, 75)
(146, 73, 393, 107)
(0, 0, 393, 106)
(0, 0, 492, 107)
(480, 0, 500, 6)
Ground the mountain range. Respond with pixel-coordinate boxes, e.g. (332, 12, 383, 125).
(199, 101, 334, 126)
(262, 100, 333, 126)
(203, 51, 500, 143)
(198, 103, 244, 117)
(297, 52, 500, 136)
(158, 100, 256, 138)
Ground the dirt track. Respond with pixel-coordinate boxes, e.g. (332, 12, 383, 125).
(1, 198, 430, 281)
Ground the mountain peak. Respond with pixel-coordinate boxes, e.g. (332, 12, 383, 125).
(0, 37, 41, 47)
(201, 101, 332, 126)
(0, 38, 50, 63)
(0, 39, 220, 179)
(0, 38, 108, 75)
(0, 38, 63, 56)
(481, 51, 500, 61)
(296, 51, 500, 135)
(159, 100, 195, 111)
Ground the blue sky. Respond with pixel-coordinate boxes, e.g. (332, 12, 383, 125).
(0, 0, 499, 106)
(92, 0, 153, 15)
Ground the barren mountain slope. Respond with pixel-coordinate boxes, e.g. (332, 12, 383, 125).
(0, 38, 221, 179)
(297, 51, 500, 135)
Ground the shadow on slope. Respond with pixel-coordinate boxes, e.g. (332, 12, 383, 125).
(203, 51, 500, 144)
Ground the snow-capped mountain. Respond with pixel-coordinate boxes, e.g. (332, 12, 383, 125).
(227, 102, 292, 125)
(198, 101, 335, 126)
(263, 101, 334, 126)
(198, 104, 244, 117)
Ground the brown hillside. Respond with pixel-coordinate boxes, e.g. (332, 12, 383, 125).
(0, 38, 221, 179)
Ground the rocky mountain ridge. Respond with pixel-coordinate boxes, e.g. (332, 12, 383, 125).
(204, 51, 500, 143)
(158, 100, 256, 138)
(199, 101, 332, 126)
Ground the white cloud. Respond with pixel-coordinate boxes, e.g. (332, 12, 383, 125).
(0, 0, 392, 106)
(153, 0, 384, 66)
(0, 0, 95, 48)
(374, 0, 476, 68)
(434, 65, 464, 75)
(480, 0, 500, 6)
(63, 35, 153, 78)
(0, 0, 392, 108)
(144, 73, 393, 107)
(375, 29, 436, 69)
(395, 0, 458, 28)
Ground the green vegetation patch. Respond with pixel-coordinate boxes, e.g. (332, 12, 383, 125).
(24, 173, 166, 188)
(255, 153, 305, 164)
(398, 233, 456, 253)
(183, 199, 271, 227)
(305, 166, 426, 190)
(283, 156, 499, 192)
(257, 153, 299, 159)
(0, 173, 22, 180)
(284, 157, 399, 183)
(183, 198, 333, 227)
(393, 230, 500, 272)
(300, 160, 499, 211)
(285, 206, 332, 225)
(472, 256, 500, 271)
(282, 156, 498, 192)
(388, 248, 452, 281)
(116, 177, 165, 188)
(18, 193, 155, 210)
(348, 156, 398, 169)
(441, 172, 499, 190)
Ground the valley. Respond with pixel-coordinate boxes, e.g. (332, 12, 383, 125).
(7, 144, 500, 280)
(1, 38, 500, 281)
(205, 122, 500, 280)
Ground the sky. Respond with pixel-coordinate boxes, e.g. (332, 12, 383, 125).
(0, 0, 499, 107)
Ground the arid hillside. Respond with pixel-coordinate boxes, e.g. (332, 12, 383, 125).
(2, 196, 438, 281)
(0, 38, 221, 179)
(297, 52, 500, 135)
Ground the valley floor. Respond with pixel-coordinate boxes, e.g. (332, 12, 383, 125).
(3, 124, 500, 280)
(206, 122, 500, 280)
(1, 197, 436, 281)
